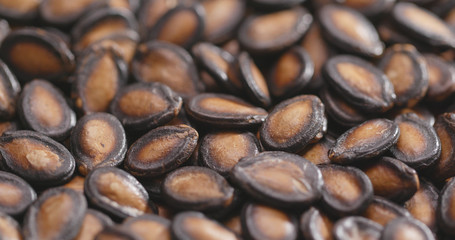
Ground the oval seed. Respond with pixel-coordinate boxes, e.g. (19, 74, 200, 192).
(132, 41, 203, 99)
(95, 226, 140, 240)
(238, 6, 312, 55)
(171, 211, 238, 240)
(18, 79, 76, 141)
(300, 136, 335, 165)
(242, 202, 298, 240)
(23, 187, 87, 240)
(201, 0, 245, 44)
(162, 166, 234, 211)
(137, 0, 179, 39)
(39, 0, 105, 27)
(392, 2, 455, 49)
(0, 60, 20, 120)
(0, 130, 75, 186)
(323, 55, 395, 113)
(438, 177, 455, 235)
(378, 44, 428, 107)
(63, 175, 85, 193)
(71, 7, 138, 52)
(387, 105, 435, 127)
(84, 167, 157, 219)
(70, 113, 127, 176)
(404, 179, 439, 232)
(148, 4, 205, 49)
(361, 157, 420, 202)
(0, 212, 22, 240)
(122, 214, 171, 240)
(334, 0, 394, 18)
(390, 113, 440, 169)
(74, 209, 113, 240)
(333, 216, 383, 240)
(260, 95, 326, 153)
(110, 82, 182, 132)
(329, 118, 400, 164)
(185, 93, 268, 129)
(88, 30, 139, 64)
(268, 46, 314, 99)
(361, 196, 412, 226)
(319, 164, 373, 216)
(0, 0, 40, 22)
(0, 170, 36, 217)
(381, 217, 435, 240)
(200, 131, 261, 177)
(0, 121, 19, 137)
(125, 125, 198, 178)
(0, 27, 75, 83)
(424, 54, 455, 102)
(319, 4, 384, 57)
(72, 45, 127, 115)
(300, 207, 334, 240)
(231, 151, 323, 208)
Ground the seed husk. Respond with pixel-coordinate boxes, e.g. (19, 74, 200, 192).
(319, 164, 373, 216)
(95, 226, 140, 240)
(125, 125, 198, 178)
(70, 113, 127, 176)
(381, 217, 435, 240)
(0, 170, 36, 217)
(387, 105, 435, 126)
(74, 209, 114, 240)
(39, 0, 106, 27)
(438, 177, 455, 235)
(259, 95, 326, 153)
(0, 0, 40, 22)
(231, 151, 323, 208)
(162, 166, 234, 212)
(0, 59, 20, 120)
(137, 0, 179, 39)
(63, 175, 85, 193)
(23, 187, 87, 240)
(84, 167, 157, 220)
(424, 54, 455, 102)
(404, 179, 439, 232)
(333, 0, 395, 18)
(122, 214, 171, 240)
(88, 30, 139, 64)
(241, 202, 298, 240)
(300, 207, 334, 240)
(333, 216, 383, 240)
(329, 118, 400, 164)
(299, 136, 335, 166)
(361, 196, 412, 226)
(0, 212, 22, 240)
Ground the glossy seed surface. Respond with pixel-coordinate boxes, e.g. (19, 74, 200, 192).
(123, 214, 171, 240)
(73, 209, 113, 240)
(404, 179, 439, 232)
(381, 217, 435, 240)
(361, 196, 412, 226)
(300, 207, 334, 240)
(333, 216, 382, 240)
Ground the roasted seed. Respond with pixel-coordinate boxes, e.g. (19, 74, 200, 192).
(300, 207, 334, 240)
(122, 214, 171, 240)
(0, 170, 36, 217)
(299, 135, 335, 165)
(423, 54, 455, 102)
(0, 0, 40, 22)
(438, 177, 455, 235)
(39, 0, 105, 27)
(404, 179, 439, 232)
(88, 30, 139, 64)
(74, 209, 114, 240)
(0, 212, 22, 240)
(333, 216, 383, 240)
(0, 59, 20, 120)
(381, 217, 435, 240)
(95, 226, 140, 240)
(361, 196, 412, 226)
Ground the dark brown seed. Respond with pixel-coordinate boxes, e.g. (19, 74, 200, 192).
(71, 8, 138, 52)
(95, 226, 140, 240)
(0, 59, 20, 120)
(260, 95, 326, 153)
(378, 44, 428, 107)
(424, 54, 455, 102)
(361, 196, 412, 226)
(132, 41, 203, 99)
(201, 0, 245, 44)
(0, 27, 75, 83)
(140, 177, 164, 201)
(390, 113, 440, 169)
(186, 93, 268, 129)
(320, 86, 369, 128)
(137, 0, 179, 39)
(361, 156, 420, 202)
(249, 0, 304, 8)
(238, 6, 313, 55)
(162, 166, 234, 211)
(333, 216, 383, 240)
(438, 177, 455, 235)
(231, 151, 323, 208)
(171, 211, 238, 240)
(223, 214, 243, 237)
(110, 82, 182, 132)
(107, 0, 140, 12)
(242, 202, 298, 240)
(18, 79, 76, 141)
(39, 0, 105, 27)
(0, 212, 22, 240)
(387, 105, 435, 126)
(70, 113, 127, 176)
(268, 46, 314, 99)
(319, 164, 373, 216)
(392, 2, 455, 49)
(329, 118, 400, 164)
(88, 30, 140, 64)
(319, 4, 384, 57)
(230, 52, 271, 107)
(0, 170, 36, 216)
(125, 125, 198, 178)
(0, 0, 40, 22)
(299, 136, 335, 165)
(23, 187, 87, 240)
(0, 130, 75, 186)
(74, 209, 113, 240)
(72, 45, 127, 115)
(148, 4, 205, 49)
(63, 175, 85, 193)
(200, 131, 261, 177)
(424, 113, 455, 183)
(381, 217, 435, 240)
(122, 214, 171, 240)
(333, 0, 395, 18)
(404, 179, 439, 232)
(84, 167, 157, 219)
(191, 42, 237, 94)
(323, 55, 395, 113)
(300, 207, 334, 240)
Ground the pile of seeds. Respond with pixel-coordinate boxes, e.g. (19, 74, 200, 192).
(0, 0, 455, 239)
